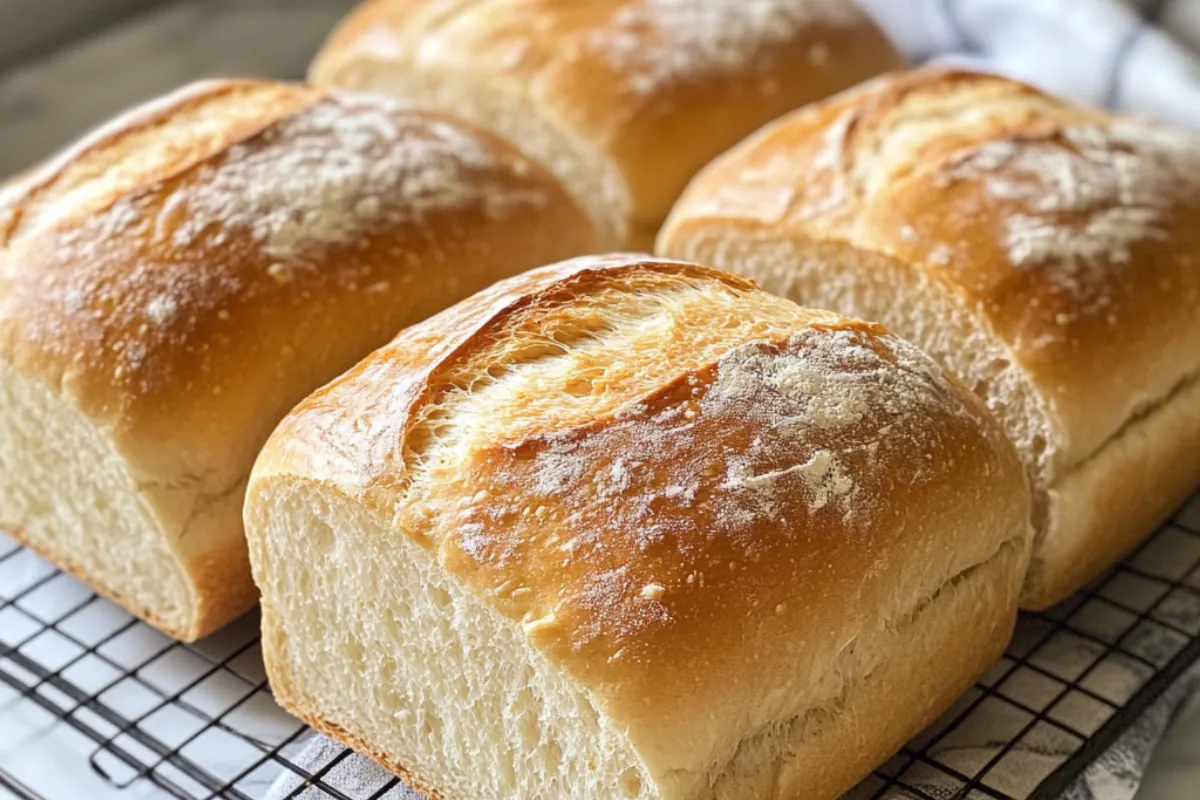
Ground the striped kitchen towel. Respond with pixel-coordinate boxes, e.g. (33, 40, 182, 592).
(858, 0, 1200, 130)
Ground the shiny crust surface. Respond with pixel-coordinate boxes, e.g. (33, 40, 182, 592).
(253, 254, 1029, 765)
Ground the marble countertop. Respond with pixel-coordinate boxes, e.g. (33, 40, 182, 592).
(0, 2, 1198, 798)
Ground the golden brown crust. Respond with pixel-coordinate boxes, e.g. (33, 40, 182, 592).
(0, 79, 596, 639)
(1, 81, 315, 248)
(660, 67, 1200, 608)
(257, 254, 758, 499)
(437, 327, 1014, 693)
(182, 515, 262, 640)
(661, 67, 1200, 474)
(311, 0, 906, 244)
(253, 253, 1031, 787)
(769, 538, 1022, 800)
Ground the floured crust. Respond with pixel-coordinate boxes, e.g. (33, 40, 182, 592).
(0, 80, 315, 248)
(661, 67, 1200, 478)
(310, 0, 905, 246)
(660, 67, 1200, 606)
(0, 79, 595, 639)
(252, 253, 1031, 794)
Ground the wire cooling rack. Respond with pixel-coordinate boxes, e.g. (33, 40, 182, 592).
(2, 491, 1199, 800)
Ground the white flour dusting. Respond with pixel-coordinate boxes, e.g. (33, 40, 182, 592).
(170, 93, 543, 260)
(449, 321, 970, 651)
(939, 120, 1199, 292)
(473, 325, 958, 563)
(586, 0, 859, 97)
(458, 522, 489, 560)
(145, 294, 180, 325)
(700, 327, 949, 522)
(1005, 207, 1166, 272)
(572, 566, 672, 648)
(12, 91, 553, 395)
(533, 448, 588, 496)
(723, 448, 853, 512)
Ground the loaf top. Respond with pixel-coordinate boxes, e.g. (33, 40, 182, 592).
(662, 68, 1200, 470)
(253, 253, 1029, 770)
(0, 79, 593, 502)
(311, 0, 904, 244)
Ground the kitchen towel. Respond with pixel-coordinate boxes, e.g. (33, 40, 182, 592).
(859, 0, 1200, 130)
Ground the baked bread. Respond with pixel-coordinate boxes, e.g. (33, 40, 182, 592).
(659, 68, 1200, 609)
(245, 254, 1030, 800)
(0, 79, 596, 640)
(308, 0, 905, 250)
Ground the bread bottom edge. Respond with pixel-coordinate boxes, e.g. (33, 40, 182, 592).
(270, 693, 448, 800)
(3, 522, 194, 639)
(1, 521, 258, 642)
(726, 535, 1023, 800)
(1024, 367, 1200, 609)
(261, 599, 445, 799)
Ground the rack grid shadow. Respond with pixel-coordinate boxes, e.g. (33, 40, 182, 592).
(2, 491, 1199, 800)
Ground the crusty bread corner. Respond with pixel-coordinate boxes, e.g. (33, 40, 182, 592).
(0, 79, 596, 640)
(659, 66, 1200, 608)
(1025, 370, 1200, 608)
(309, 0, 906, 249)
(246, 253, 1030, 799)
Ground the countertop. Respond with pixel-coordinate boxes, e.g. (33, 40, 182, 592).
(0, 1, 1198, 798)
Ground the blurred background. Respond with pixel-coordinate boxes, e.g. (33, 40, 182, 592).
(0, 0, 358, 177)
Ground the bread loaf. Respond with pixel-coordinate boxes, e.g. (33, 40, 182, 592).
(0, 79, 596, 640)
(245, 254, 1030, 800)
(659, 68, 1200, 608)
(309, 0, 905, 250)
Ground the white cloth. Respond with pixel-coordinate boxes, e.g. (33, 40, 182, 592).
(858, 0, 1200, 130)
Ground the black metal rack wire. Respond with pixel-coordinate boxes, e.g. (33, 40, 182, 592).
(2, 490, 1199, 800)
